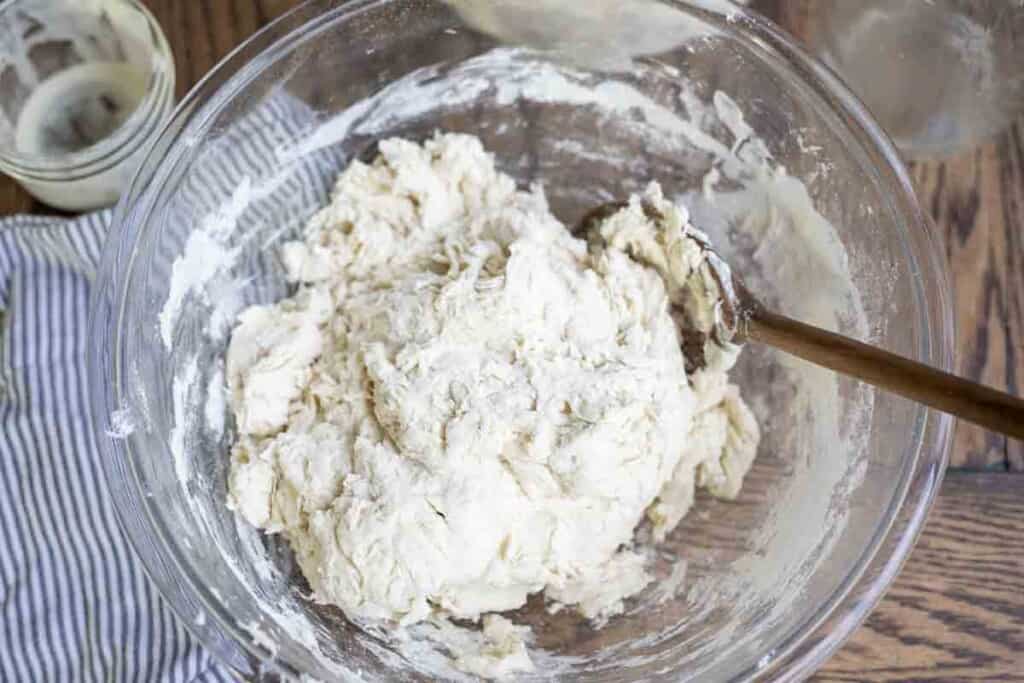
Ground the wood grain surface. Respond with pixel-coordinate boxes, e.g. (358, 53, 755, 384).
(817, 473, 1024, 682)
(1, 1, 1022, 681)
(909, 146, 1024, 472)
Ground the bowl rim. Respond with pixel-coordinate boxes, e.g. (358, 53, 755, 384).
(88, 0, 955, 680)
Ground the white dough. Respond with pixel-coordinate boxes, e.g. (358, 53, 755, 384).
(226, 133, 759, 676)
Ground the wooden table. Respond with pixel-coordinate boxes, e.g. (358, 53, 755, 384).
(1, 2, 1020, 680)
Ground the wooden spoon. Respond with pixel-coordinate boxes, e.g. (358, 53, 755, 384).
(576, 202, 1024, 441)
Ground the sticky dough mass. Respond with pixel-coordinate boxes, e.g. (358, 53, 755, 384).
(226, 133, 759, 632)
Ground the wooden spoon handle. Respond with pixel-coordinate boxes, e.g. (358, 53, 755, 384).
(745, 309, 1024, 440)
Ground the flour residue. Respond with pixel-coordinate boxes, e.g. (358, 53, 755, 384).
(106, 405, 137, 439)
(170, 353, 198, 485)
(205, 365, 226, 438)
(160, 175, 292, 350)
(159, 179, 251, 349)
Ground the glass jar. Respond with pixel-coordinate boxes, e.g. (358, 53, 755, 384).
(0, 0, 175, 211)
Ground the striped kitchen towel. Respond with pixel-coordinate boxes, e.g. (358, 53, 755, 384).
(0, 211, 235, 682)
(0, 89, 346, 682)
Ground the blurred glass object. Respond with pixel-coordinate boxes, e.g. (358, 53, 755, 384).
(804, 0, 1024, 159)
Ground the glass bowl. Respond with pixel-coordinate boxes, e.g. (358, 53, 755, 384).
(89, 0, 954, 680)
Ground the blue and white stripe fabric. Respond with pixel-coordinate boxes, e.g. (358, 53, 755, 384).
(0, 212, 234, 681)
(0, 89, 350, 681)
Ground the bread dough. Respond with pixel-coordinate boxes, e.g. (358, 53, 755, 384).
(225, 133, 759, 675)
